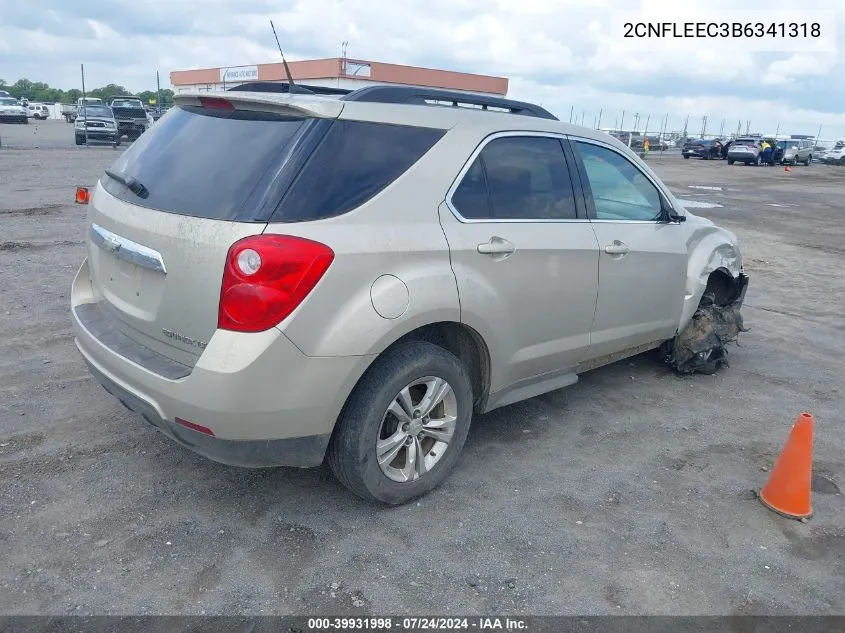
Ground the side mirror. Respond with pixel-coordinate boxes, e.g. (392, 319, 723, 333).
(661, 195, 686, 223)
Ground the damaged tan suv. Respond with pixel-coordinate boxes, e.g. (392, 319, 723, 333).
(71, 84, 748, 505)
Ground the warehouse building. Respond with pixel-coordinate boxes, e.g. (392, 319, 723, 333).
(170, 57, 509, 96)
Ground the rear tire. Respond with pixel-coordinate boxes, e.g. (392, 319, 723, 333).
(805, 155, 812, 166)
(75, 136, 84, 146)
(727, 159, 734, 165)
(327, 341, 474, 505)
(683, 155, 690, 159)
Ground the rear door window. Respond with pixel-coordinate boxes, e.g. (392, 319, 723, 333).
(450, 136, 578, 221)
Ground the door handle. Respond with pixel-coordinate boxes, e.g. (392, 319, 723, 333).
(604, 241, 630, 256)
(477, 237, 515, 256)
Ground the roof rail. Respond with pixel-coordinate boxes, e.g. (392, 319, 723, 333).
(342, 85, 559, 120)
(226, 82, 353, 97)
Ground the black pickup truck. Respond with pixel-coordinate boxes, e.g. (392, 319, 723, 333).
(109, 96, 150, 140)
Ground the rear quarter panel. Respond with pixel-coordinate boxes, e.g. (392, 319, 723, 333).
(264, 130, 482, 358)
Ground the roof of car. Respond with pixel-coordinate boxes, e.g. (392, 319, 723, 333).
(174, 88, 624, 150)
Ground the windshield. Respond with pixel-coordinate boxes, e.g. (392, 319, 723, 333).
(79, 106, 113, 118)
(0, 97, 19, 106)
(111, 99, 142, 108)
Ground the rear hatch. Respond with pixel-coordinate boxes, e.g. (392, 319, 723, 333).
(85, 93, 344, 366)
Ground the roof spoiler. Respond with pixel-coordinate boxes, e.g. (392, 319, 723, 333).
(227, 82, 353, 97)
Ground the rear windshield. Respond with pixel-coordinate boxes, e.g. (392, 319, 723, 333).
(102, 105, 446, 223)
(102, 105, 308, 221)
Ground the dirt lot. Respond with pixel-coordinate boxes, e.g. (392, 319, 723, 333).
(1, 121, 843, 616)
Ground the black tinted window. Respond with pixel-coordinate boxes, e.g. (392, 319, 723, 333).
(477, 136, 577, 220)
(102, 105, 307, 221)
(273, 121, 445, 222)
(451, 137, 578, 221)
(575, 141, 662, 221)
(451, 158, 491, 219)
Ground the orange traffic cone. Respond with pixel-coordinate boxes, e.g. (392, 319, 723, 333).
(784, 165, 792, 172)
(759, 413, 813, 519)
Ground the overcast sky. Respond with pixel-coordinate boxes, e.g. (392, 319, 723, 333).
(2, 0, 844, 139)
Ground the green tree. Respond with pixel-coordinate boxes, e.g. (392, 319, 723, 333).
(64, 89, 82, 104)
(88, 83, 132, 102)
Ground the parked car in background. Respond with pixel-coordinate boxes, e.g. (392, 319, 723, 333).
(62, 97, 106, 123)
(817, 140, 844, 164)
(0, 96, 28, 123)
(682, 139, 721, 159)
(109, 96, 150, 140)
(70, 85, 749, 504)
(74, 104, 120, 146)
(26, 102, 50, 120)
(644, 136, 669, 151)
(776, 139, 814, 166)
(823, 142, 845, 165)
(727, 138, 762, 165)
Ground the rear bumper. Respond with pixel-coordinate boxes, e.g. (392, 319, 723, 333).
(82, 356, 330, 468)
(71, 258, 374, 468)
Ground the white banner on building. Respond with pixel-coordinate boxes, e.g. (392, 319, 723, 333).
(220, 66, 259, 83)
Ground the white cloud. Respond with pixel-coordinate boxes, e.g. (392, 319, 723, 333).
(1, 0, 844, 137)
(762, 54, 837, 85)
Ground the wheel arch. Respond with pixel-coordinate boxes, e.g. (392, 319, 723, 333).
(678, 228, 745, 333)
(338, 321, 493, 423)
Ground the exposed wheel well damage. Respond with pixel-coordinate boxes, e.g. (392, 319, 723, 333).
(392, 322, 491, 414)
(664, 270, 750, 374)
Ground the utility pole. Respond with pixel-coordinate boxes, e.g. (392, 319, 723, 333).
(701, 115, 707, 138)
(81, 63, 88, 148)
(597, 108, 602, 129)
(569, 105, 574, 123)
(620, 110, 625, 131)
(682, 115, 689, 141)
(719, 119, 725, 137)
(775, 123, 780, 139)
(745, 120, 751, 135)
(581, 110, 585, 126)
(156, 70, 162, 114)
(815, 124, 823, 144)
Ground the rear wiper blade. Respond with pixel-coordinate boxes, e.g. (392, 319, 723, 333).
(104, 169, 149, 199)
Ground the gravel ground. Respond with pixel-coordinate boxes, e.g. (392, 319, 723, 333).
(0, 121, 843, 616)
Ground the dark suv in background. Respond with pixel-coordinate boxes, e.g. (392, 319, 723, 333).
(682, 139, 722, 160)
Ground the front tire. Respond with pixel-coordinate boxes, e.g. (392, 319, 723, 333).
(727, 158, 734, 165)
(328, 341, 474, 505)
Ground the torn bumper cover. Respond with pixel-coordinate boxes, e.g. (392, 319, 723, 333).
(667, 273, 750, 374)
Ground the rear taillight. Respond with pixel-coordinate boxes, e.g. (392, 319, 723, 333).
(218, 235, 334, 333)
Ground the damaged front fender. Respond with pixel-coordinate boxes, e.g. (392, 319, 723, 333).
(665, 273, 749, 374)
